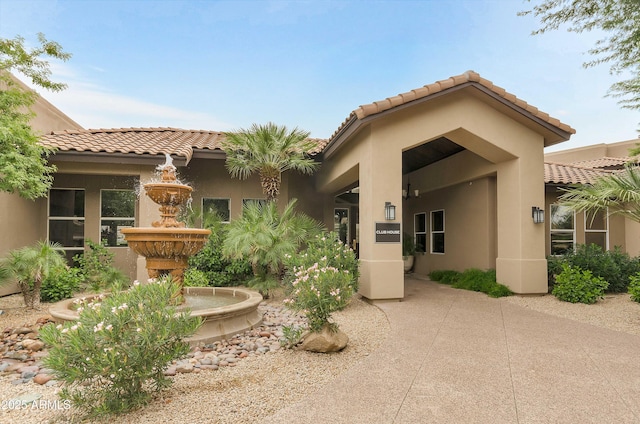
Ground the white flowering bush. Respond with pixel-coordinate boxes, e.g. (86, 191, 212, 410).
(39, 277, 202, 417)
(284, 231, 359, 292)
(283, 232, 358, 332)
(284, 263, 354, 332)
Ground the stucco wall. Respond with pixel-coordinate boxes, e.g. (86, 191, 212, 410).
(317, 87, 549, 296)
(0, 193, 47, 296)
(404, 176, 497, 276)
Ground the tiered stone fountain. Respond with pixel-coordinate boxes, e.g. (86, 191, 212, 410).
(50, 155, 263, 344)
(121, 155, 211, 290)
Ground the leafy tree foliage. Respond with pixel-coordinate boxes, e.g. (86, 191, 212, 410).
(520, 1, 640, 118)
(0, 33, 71, 199)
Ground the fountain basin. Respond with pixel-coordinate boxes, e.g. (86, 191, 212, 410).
(144, 182, 193, 206)
(121, 227, 210, 258)
(49, 286, 263, 345)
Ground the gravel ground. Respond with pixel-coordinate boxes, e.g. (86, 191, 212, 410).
(0, 293, 390, 424)
(2, 288, 640, 423)
(500, 292, 640, 336)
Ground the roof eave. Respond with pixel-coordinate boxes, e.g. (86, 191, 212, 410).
(49, 150, 189, 167)
(323, 82, 574, 158)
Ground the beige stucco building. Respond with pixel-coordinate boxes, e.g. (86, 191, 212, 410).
(0, 75, 83, 296)
(5, 70, 636, 300)
(544, 139, 640, 259)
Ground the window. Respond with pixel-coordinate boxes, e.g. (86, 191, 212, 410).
(585, 209, 608, 250)
(100, 190, 136, 247)
(550, 204, 575, 255)
(414, 213, 426, 253)
(242, 198, 266, 208)
(431, 210, 445, 254)
(203, 198, 231, 223)
(49, 188, 85, 263)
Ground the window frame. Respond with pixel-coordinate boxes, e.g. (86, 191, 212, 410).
(48, 188, 86, 263)
(550, 203, 576, 255)
(414, 212, 427, 254)
(430, 209, 445, 254)
(99, 189, 136, 247)
(584, 208, 609, 251)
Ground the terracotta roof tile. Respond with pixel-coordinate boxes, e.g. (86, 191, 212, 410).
(570, 157, 638, 169)
(545, 162, 612, 185)
(41, 128, 327, 163)
(330, 71, 576, 143)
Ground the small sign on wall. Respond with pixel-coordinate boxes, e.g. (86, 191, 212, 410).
(375, 222, 401, 243)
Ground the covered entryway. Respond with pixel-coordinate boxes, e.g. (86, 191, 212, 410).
(315, 71, 575, 300)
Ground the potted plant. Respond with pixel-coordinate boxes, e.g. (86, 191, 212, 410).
(402, 233, 416, 273)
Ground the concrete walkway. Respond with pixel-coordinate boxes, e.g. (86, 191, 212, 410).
(265, 277, 640, 423)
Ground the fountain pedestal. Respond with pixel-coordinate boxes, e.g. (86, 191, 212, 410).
(121, 158, 210, 290)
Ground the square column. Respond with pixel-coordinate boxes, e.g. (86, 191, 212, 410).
(357, 140, 404, 300)
(495, 158, 547, 294)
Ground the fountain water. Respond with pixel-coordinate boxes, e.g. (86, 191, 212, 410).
(50, 155, 263, 344)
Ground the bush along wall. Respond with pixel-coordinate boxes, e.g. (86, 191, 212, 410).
(547, 244, 640, 293)
(551, 263, 609, 304)
(428, 268, 512, 298)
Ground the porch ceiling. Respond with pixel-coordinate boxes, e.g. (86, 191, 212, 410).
(402, 137, 464, 174)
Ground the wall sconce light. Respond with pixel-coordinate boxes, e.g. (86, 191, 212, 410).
(532, 206, 544, 224)
(414, 189, 420, 198)
(385, 202, 396, 221)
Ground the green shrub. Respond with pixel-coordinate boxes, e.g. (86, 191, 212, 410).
(428, 270, 461, 285)
(41, 266, 82, 302)
(39, 277, 202, 417)
(628, 273, 640, 302)
(402, 232, 416, 257)
(430, 268, 511, 298)
(284, 231, 359, 293)
(608, 247, 640, 293)
(548, 244, 640, 293)
(74, 240, 128, 292)
(187, 211, 252, 287)
(452, 269, 512, 298)
(183, 268, 210, 287)
(552, 263, 609, 304)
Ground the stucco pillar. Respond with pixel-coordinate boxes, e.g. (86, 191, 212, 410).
(358, 140, 404, 300)
(495, 158, 547, 294)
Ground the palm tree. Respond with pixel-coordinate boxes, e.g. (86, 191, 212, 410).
(0, 240, 67, 308)
(222, 122, 320, 202)
(223, 199, 322, 296)
(559, 164, 640, 224)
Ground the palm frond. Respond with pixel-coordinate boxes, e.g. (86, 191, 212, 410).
(221, 122, 320, 200)
(559, 164, 640, 222)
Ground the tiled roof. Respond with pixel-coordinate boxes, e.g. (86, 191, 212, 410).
(544, 162, 612, 185)
(570, 156, 638, 169)
(41, 128, 328, 163)
(329, 70, 576, 143)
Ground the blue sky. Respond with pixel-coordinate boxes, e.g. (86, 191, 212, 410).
(1, 0, 638, 152)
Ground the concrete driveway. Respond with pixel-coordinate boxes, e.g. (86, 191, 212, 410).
(265, 277, 640, 423)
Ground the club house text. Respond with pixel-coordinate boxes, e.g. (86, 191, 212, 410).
(376, 229, 400, 235)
